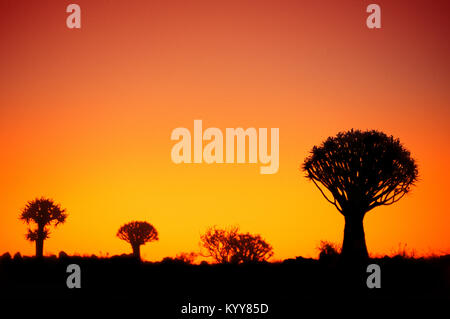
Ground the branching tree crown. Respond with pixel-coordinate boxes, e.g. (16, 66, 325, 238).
(200, 226, 273, 264)
(303, 129, 418, 215)
(117, 221, 159, 247)
(232, 233, 274, 263)
(302, 129, 418, 261)
(200, 226, 238, 264)
(20, 197, 67, 240)
(19, 197, 67, 257)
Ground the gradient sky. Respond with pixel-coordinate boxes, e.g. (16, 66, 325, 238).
(1, 0, 449, 261)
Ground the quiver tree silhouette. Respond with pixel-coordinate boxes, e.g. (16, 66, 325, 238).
(303, 130, 418, 263)
(200, 226, 273, 264)
(117, 221, 158, 260)
(19, 197, 67, 258)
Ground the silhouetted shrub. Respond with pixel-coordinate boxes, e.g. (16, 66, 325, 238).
(200, 226, 273, 264)
(317, 241, 340, 262)
(161, 252, 197, 265)
(58, 251, 69, 259)
(13, 252, 22, 261)
(1, 252, 11, 261)
(175, 252, 197, 264)
(391, 243, 416, 259)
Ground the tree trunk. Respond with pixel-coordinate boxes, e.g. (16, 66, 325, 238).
(132, 243, 141, 260)
(35, 227, 44, 258)
(341, 213, 368, 263)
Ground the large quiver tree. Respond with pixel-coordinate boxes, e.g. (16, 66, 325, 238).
(20, 197, 67, 258)
(303, 130, 418, 262)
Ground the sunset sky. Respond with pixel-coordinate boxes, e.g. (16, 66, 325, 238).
(1, 0, 449, 261)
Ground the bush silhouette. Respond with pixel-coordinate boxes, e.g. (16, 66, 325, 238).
(13, 252, 22, 261)
(303, 130, 418, 262)
(19, 197, 67, 258)
(1, 252, 11, 261)
(117, 221, 158, 260)
(161, 252, 197, 265)
(58, 251, 69, 259)
(317, 241, 340, 262)
(175, 252, 197, 264)
(232, 233, 274, 263)
(200, 226, 273, 264)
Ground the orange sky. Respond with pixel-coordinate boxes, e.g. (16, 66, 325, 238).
(1, 0, 449, 261)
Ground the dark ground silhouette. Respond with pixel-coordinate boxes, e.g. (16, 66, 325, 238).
(0, 253, 448, 314)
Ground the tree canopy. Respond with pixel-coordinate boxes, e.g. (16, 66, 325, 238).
(303, 129, 418, 261)
(117, 221, 159, 246)
(200, 226, 273, 264)
(20, 197, 67, 242)
(303, 129, 418, 215)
